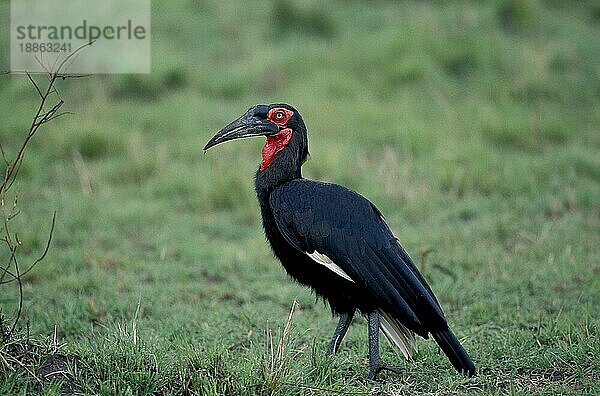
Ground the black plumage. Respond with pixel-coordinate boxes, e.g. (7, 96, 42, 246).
(204, 103, 475, 379)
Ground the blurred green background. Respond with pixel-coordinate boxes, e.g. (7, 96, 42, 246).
(1, 0, 599, 394)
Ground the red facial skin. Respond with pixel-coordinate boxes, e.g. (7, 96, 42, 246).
(260, 108, 294, 171)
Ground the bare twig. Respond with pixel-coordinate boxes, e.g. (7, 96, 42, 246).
(0, 41, 92, 339)
(0, 244, 19, 284)
(0, 212, 56, 285)
(1, 41, 95, 195)
(25, 72, 43, 99)
(9, 254, 23, 335)
(46, 111, 74, 123)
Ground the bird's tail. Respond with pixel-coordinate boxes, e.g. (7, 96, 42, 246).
(432, 328, 476, 376)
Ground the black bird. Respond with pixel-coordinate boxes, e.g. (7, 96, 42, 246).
(204, 104, 475, 379)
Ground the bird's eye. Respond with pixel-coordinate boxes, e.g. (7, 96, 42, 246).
(268, 107, 292, 124)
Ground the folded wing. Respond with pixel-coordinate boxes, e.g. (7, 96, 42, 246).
(270, 179, 448, 338)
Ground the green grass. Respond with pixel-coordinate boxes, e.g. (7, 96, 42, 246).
(1, 0, 599, 394)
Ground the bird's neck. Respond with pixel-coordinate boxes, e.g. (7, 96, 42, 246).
(254, 129, 307, 200)
(254, 161, 302, 201)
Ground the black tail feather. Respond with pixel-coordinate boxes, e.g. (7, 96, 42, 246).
(432, 328, 476, 376)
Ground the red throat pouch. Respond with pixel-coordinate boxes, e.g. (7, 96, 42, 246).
(260, 128, 293, 171)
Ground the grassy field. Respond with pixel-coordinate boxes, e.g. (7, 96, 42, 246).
(1, 0, 599, 394)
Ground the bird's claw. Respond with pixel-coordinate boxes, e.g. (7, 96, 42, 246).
(367, 362, 402, 380)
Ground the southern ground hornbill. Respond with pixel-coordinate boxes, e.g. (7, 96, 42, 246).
(204, 103, 475, 379)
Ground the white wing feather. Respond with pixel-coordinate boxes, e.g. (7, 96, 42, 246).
(307, 252, 415, 359)
(307, 251, 355, 283)
(379, 310, 417, 360)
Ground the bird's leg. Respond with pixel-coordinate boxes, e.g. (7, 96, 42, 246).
(367, 311, 402, 380)
(326, 310, 355, 356)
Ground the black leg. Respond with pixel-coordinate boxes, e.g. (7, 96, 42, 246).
(326, 310, 355, 356)
(367, 311, 402, 380)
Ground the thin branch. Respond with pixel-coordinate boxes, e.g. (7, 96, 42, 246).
(0, 245, 19, 284)
(46, 111, 74, 122)
(0, 42, 91, 340)
(9, 253, 23, 336)
(55, 40, 96, 76)
(6, 210, 20, 222)
(0, 212, 55, 285)
(33, 100, 64, 128)
(25, 72, 43, 99)
(0, 74, 54, 194)
(14, 212, 56, 281)
(0, 41, 95, 194)
(2, 70, 91, 79)
(2, 208, 13, 246)
(61, 74, 91, 79)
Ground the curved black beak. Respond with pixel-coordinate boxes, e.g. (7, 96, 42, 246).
(204, 106, 278, 152)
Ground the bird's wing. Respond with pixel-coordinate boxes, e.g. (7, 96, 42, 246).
(270, 179, 447, 334)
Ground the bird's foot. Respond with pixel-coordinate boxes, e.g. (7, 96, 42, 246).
(367, 362, 402, 380)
